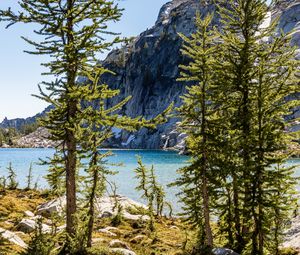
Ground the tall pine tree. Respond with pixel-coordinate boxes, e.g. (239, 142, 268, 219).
(174, 12, 221, 252)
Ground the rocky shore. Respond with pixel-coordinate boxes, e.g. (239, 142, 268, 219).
(0, 190, 300, 255)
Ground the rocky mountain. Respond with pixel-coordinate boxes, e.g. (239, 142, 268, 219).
(2, 0, 300, 149)
(0, 105, 53, 130)
(100, 0, 300, 149)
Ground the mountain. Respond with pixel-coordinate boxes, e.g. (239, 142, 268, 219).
(2, 0, 300, 149)
(0, 105, 53, 130)
(100, 0, 300, 149)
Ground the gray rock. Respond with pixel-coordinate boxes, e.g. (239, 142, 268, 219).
(109, 239, 130, 249)
(36, 195, 149, 222)
(130, 235, 146, 244)
(0, 227, 27, 248)
(212, 248, 239, 255)
(17, 219, 51, 234)
(24, 210, 35, 217)
(283, 215, 300, 249)
(37, 196, 66, 216)
(98, 228, 117, 237)
(110, 248, 136, 255)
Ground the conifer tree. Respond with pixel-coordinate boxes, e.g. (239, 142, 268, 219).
(1, 4, 172, 252)
(174, 12, 220, 251)
(7, 162, 18, 190)
(26, 163, 33, 190)
(215, 0, 299, 253)
(0, 2, 123, 246)
(134, 158, 168, 231)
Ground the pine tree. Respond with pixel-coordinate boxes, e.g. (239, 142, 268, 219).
(7, 162, 18, 190)
(0, 2, 123, 246)
(174, 12, 220, 251)
(26, 163, 33, 190)
(1, 4, 173, 251)
(76, 68, 171, 248)
(134, 158, 168, 231)
(215, 0, 299, 253)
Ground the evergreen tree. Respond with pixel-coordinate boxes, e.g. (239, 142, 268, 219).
(174, 12, 220, 251)
(0, 2, 123, 246)
(7, 162, 18, 190)
(26, 163, 33, 190)
(0, 3, 172, 252)
(134, 158, 168, 231)
(215, 0, 299, 253)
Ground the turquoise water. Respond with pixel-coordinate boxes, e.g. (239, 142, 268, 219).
(1, 148, 300, 212)
(0, 148, 190, 212)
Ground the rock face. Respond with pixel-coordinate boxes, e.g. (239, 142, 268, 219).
(94, 0, 300, 149)
(2, 0, 300, 149)
(14, 127, 57, 148)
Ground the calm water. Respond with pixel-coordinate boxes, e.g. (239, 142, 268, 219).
(0, 148, 299, 212)
(0, 148, 190, 212)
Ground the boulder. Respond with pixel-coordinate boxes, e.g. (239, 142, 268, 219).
(109, 239, 130, 249)
(0, 227, 27, 249)
(24, 210, 35, 217)
(95, 195, 147, 218)
(36, 196, 66, 216)
(283, 216, 300, 250)
(110, 248, 136, 255)
(17, 219, 51, 234)
(98, 228, 117, 237)
(103, 226, 120, 233)
(213, 248, 239, 255)
(122, 212, 150, 221)
(130, 235, 146, 244)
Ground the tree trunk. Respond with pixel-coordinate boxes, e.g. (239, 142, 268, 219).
(87, 147, 99, 247)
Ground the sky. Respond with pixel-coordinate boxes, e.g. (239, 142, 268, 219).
(0, 0, 170, 121)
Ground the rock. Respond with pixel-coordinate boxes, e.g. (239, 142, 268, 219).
(15, 127, 58, 148)
(103, 226, 120, 233)
(36, 195, 148, 221)
(109, 239, 130, 249)
(283, 216, 300, 250)
(122, 212, 150, 221)
(92, 238, 105, 244)
(110, 248, 136, 255)
(17, 219, 51, 234)
(0, 227, 27, 249)
(57, 224, 66, 232)
(98, 228, 117, 237)
(24, 210, 35, 217)
(95, 195, 149, 221)
(130, 235, 146, 244)
(212, 248, 239, 255)
(37, 196, 66, 216)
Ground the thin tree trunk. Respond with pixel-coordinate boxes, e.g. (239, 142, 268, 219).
(201, 74, 213, 248)
(65, 101, 77, 238)
(87, 149, 99, 248)
(65, 0, 77, 240)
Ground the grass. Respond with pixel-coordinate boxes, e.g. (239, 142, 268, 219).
(0, 189, 193, 255)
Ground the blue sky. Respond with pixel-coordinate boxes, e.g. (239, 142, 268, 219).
(0, 0, 170, 121)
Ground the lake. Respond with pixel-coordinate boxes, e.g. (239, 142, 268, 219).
(0, 148, 299, 213)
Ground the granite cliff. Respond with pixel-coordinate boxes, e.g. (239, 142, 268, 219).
(1, 0, 300, 149)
